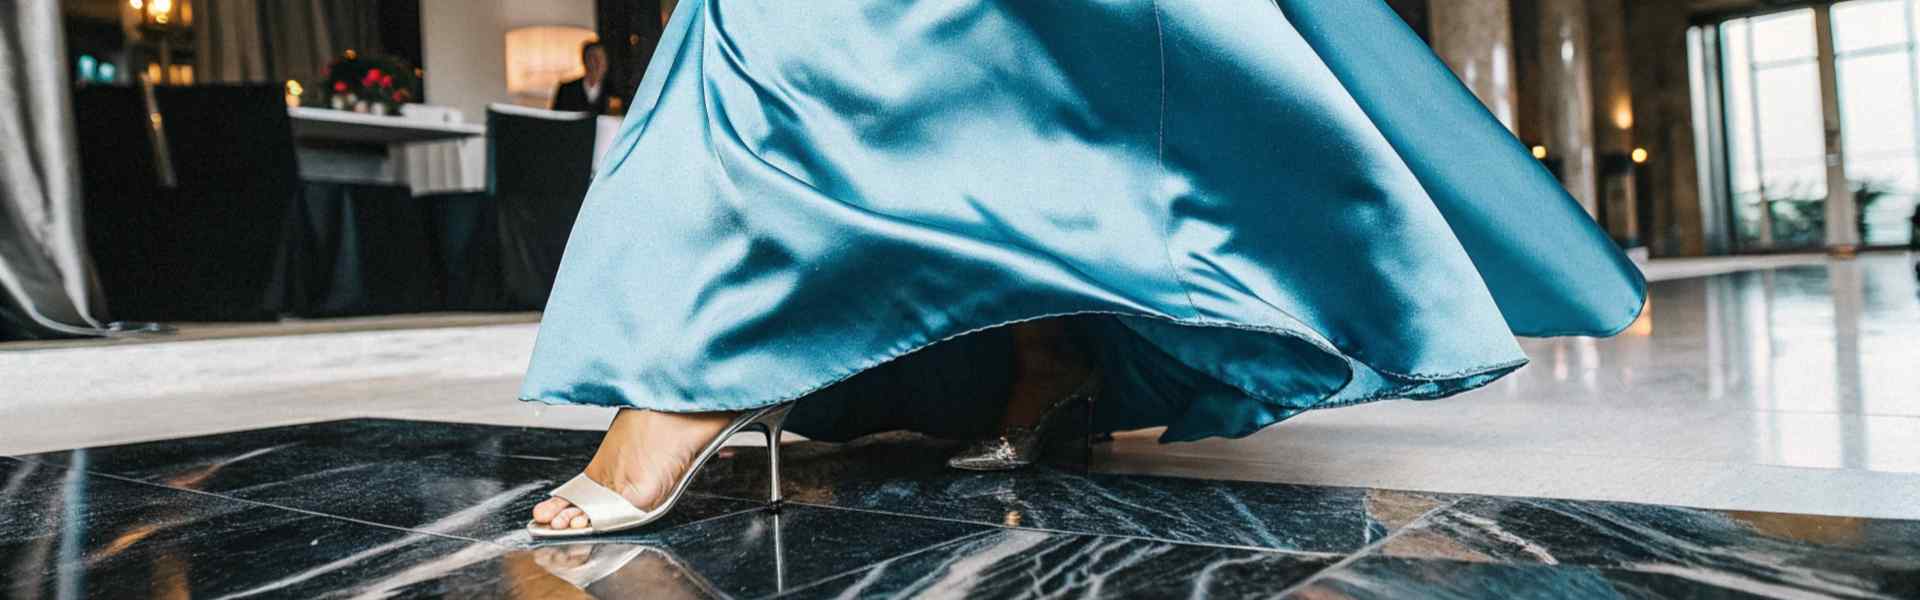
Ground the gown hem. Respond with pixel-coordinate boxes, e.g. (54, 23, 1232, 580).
(519, 308, 1547, 441)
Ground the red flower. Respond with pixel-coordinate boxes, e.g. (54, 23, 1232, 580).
(380, 75, 394, 87)
(333, 81, 349, 93)
(366, 68, 384, 80)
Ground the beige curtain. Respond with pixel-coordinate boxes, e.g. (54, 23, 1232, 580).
(0, 0, 109, 339)
(196, 0, 382, 84)
(195, 0, 274, 82)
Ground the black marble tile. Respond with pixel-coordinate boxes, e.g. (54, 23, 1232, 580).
(785, 528, 1339, 599)
(0, 457, 588, 598)
(523, 504, 994, 599)
(690, 432, 1447, 553)
(1287, 557, 1781, 600)
(15, 421, 754, 545)
(1375, 496, 1920, 599)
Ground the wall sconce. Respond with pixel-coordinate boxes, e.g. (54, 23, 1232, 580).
(504, 26, 597, 106)
(1611, 101, 1634, 131)
(1631, 148, 1649, 164)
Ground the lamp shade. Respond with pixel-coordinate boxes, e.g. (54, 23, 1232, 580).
(505, 26, 596, 105)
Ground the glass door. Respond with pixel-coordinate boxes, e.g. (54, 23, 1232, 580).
(1698, 1, 1920, 252)
(1719, 9, 1830, 251)
(1831, 0, 1920, 247)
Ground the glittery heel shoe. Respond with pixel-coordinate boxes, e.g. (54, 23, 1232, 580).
(947, 377, 1099, 471)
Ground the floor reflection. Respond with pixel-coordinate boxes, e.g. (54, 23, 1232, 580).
(1468, 254, 1920, 471)
(1503, 254, 1920, 417)
(530, 543, 727, 599)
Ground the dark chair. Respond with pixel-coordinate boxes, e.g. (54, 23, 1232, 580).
(73, 84, 296, 322)
(487, 105, 595, 309)
(71, 86, 163, 324)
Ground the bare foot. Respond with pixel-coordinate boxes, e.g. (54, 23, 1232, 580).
(531, 409, 743, 530)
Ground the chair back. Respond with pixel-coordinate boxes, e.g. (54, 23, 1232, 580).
(486, 104, 595, 308)
(73, 84, 297, 322)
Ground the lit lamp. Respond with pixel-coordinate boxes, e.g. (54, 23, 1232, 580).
(131, 0, 193, 84)
(132, 0, 190, 29)
(505, 26, 597, 108)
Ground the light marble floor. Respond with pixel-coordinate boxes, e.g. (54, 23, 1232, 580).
(3, 252, 1916, 519)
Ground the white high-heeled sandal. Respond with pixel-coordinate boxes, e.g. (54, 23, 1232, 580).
(528, 402, 794, 538)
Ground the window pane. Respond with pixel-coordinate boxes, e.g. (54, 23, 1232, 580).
(1720, 13, 1830, 249)
(1750, 9, 1819, 64)
(1836, 53, 1917, 157)
(1833, 0, 1910, 53)
(1835, 0, 1920, 245)
(1752, 63, 1826, 189)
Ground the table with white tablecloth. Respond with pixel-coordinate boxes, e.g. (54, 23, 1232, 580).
(291, 105, 622, 193)
(279, 105, 621, 316)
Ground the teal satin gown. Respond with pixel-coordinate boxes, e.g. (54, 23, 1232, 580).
(520, 0, 1647, 442)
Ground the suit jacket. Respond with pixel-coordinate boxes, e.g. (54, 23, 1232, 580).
(551, 78, 612, 115)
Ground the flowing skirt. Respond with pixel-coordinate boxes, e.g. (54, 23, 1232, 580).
(520, 0, 1646, 442)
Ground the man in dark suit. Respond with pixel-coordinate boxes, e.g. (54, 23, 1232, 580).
(552, 41, 614, 114)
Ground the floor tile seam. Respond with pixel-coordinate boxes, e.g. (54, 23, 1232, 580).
(1104, 446, 1920, 482)
(1271, 496, 1468, 597)
(1108, 444, 1899, 471)
(0, 415, 401, 459)
(756, 529, 1007, 600)
(1093, 462, 1920, 521)
(34, 453, 776, 550)
(1726, 408, 1920, 419)
(0, 318, 542, 353)
(696, 493, 1350, 557)
(22, 461, 502, 547)
(7, 446, 477, 490)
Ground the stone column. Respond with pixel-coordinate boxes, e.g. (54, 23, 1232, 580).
(1428, 0, 1519, 131)
(1529, 0, 1600, 217)
(1587, 0, 1639, 245)
(1626, 1, 1708, 256)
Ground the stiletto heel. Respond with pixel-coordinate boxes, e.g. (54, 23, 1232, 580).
(750, 403, 793, 505)
(529, 402, 796, 538)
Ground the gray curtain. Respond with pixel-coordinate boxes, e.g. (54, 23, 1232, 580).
(196, 0, 382, 84)
(0, 0, 109, 340)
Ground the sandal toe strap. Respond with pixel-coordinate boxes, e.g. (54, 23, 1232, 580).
(550, 473, 653, 530)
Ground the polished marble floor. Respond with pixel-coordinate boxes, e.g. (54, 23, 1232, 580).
(6, 420, 1917, 598)
(3, 253, 1920, 597)
(4, 253, 1917, 518)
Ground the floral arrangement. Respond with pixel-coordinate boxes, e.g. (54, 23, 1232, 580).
(311, 50, 422, 114)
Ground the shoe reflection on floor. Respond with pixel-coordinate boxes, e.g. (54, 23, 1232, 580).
(527, 512, 782, 598)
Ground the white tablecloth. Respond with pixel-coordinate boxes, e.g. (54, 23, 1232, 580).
(395, 105, 487, 196)
(593, 114, 623, 175)
(296, 104, 624, 196)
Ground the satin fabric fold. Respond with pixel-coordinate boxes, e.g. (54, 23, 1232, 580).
(520, 0, 1646, 442)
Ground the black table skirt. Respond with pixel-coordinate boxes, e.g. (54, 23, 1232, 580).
(271, 183, 518, 318)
